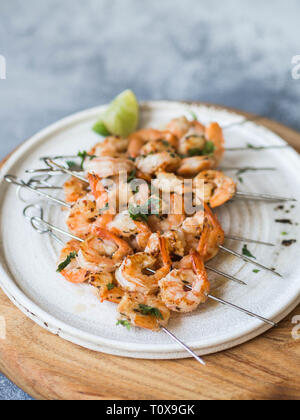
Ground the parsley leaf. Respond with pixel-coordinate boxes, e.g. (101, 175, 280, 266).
(202, 141, 215, 155)
(116, 320, 131, 331)
(188, 110, 198, 121)
(188, 148, 204, 157)
(66, 161, 77, 169)
(137, 304, 164, 320)
(57, 252, 77, 273)
(93, 120, 111, 137)
(242, 245, 256, 259)
(107, 283, 115, 291)
(253, 269, 260, 274)
(127, 169, 137, 183)
(128, 204, 149, 222)
(77, 151, 96, 169)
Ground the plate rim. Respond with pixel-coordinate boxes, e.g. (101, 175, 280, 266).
(1, 100, 300, 357)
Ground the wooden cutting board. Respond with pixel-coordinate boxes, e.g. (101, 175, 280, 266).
(0, 106, 299, 400)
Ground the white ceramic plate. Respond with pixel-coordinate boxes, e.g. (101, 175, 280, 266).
(0, 101, 300, 359)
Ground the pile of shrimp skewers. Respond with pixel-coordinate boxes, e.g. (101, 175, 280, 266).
(56, 116, 244, 332)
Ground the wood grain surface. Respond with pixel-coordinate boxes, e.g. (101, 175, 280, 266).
(0, 106, 299, 400)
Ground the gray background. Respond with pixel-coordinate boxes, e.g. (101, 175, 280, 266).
(0, 0, 299, 400)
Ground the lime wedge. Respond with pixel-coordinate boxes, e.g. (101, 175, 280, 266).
(93, 90, 139, 137)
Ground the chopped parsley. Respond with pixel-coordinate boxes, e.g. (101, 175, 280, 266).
(77, 151, 96, 169)
(238, 177, 244, 184)
(66, 161, 77, 169)
(137, 304, 164, 320)
(242, 245, 256, 259)
(188, 141, 215, 157)
(188, 110, 198, 121)
(127, 169, 137, 183)
(281, 232, 288, 236)
(128, 204, 149, 222)
(107, 283, 115, 291)
(57, 252, 77, 273)
(253, 269, 260, 274)
(116, 320, 131, 331)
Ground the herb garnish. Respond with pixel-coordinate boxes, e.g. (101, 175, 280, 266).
(281, 232, 288, 236)
(242, 245, 256, 259)
(77, 151, 96, 169)
(127, 169, 137, 183)
(137, 304, 164, 320)
(188, 110, 198, 121)
(66, 161, 77, 169)
(116, 320, 131, 331)
(238, 177, 244, 184)
(129, 198, 160, 222)
(188, 141, 215, 157)
(107, 283, 115, 291)
(57, 252, 77, 273)
(253, 269, 260, 274)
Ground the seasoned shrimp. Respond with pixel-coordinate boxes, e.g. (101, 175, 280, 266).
(116, 236, 171, 294)
(117, 293, 170, 332)
(195, 170, 237, 208)
(135, 140, 181, 175)
(63, 177, 89, 205)
(89, 136, 128, 158)
(87, 272, 124, 304)
(66, 194, 99, 239)
(145, 231, 186, 258)
(85, 157, 135, 179)
(88, 173, 134, 213)
(197, 203, 225, 261)
(128, 129, 178, 159)
(159, 229, 210, 313)
(58, 240, 89, 284)
(147, 194, 186, 233)
(167, 116, 225, 176)
(107, 210, 152, 251)
(78, 228, 133, 273)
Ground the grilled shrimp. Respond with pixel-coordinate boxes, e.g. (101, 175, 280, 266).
(145, 231, 186, 258)
(88, 173, 134, 213)
(78, 228, 133, 273)
(89, 136, 128, 158)
(117, 293, 170, 331)
(159, 228, 210, 313)
(66, 194, 99, 239)
(194, 170, 237, 208)
(197, 203, 225, 261)
(63, 177, 90, 205)
(58, 240, 89, 284)
(116, 236, 171, 295)
(107, 210, 152, 251)
(135, 139, 181, 175)
(128, 129, 178, 159)
(88, 272, 124, 304)
(167, 116, 225, 176)
(85, 157, 135, 179)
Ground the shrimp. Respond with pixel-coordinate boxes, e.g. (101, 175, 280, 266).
(116, 236, 171, 294)
(89, 136, 128, 158)
(128, 129, 178, 159)
(87, 272, 124, 304)
(63, 177, 89, 205)
(197, 203, 225, 261)
(78, 228, 133, 273)
(88, 173, 134, 213)
(135, 140, 181, 175)
(117, 293, 170, 332)
(159, 228, 210, 313)
(167, 116, 225, 176)
(145, 231, 186, 258)
(107, 210, 152, 251)
(147, 194, 186, 233)
(58, 240, 89, 284)
(85, 157, 135, 179)
(66, 194, 100, 239)
(194, 170, 237, 208)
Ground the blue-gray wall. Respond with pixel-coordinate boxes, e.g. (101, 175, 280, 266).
(0, 0, 299, 400)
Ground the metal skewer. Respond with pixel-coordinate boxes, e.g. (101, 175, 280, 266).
(28, 212, 206, 366)
(226, 145, 289, 151)
(219, 245, 282, 278)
